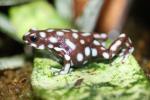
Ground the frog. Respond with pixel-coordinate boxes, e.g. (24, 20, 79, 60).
(23, 28, 134, 75)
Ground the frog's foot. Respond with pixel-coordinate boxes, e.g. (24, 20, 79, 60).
(59, 63, 71, 75)
(119, 47, 134, 63)
(50, 68, 61, 75)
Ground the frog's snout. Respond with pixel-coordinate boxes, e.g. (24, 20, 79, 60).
(23, 35, 26, 41)
(23, 35, 30, 44)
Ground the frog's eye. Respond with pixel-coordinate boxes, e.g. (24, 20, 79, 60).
(30, 35, 38, 42)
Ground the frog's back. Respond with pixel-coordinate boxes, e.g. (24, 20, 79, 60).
(46, 29, 94, 48)
(45, 29, 94, 65)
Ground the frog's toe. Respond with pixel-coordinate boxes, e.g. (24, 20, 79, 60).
(59, 68, 73, 75)
(59, 70, 68, 75)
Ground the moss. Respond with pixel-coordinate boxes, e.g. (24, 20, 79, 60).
(31, 55, 150, 100)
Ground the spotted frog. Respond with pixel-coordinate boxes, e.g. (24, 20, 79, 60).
(23, 29, 134, 74)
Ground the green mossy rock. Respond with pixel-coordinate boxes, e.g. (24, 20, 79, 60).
(9, 1, 72, 41)
(32, 55, 150, 100)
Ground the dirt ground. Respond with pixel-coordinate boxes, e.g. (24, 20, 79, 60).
(0, 63, 33, 100)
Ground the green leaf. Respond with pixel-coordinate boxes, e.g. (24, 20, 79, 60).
(9, 1, 73, 42)
(0, 12, 18, 40)
(0, 0, 37, 6)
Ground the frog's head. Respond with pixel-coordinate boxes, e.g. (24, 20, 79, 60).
(23, 28, 47, 49)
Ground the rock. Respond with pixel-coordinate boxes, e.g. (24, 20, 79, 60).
(31, 55, 150, 100)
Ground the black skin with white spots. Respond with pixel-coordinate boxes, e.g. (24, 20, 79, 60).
(23, 29, 134, 74)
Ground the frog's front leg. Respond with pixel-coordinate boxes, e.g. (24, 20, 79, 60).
(59, 55, 71, 75)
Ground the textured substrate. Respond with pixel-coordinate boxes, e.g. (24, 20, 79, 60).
(32, 55, 150, 100)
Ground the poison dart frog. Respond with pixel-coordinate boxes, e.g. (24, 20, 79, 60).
(23, 28, 134, 74)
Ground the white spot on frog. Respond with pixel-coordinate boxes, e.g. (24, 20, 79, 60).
(64, 54, 71, 61)
(48, 44, 53, 48)
(81, 32, 91, 36)
(77, 53, 84, 62)
(56, 31, 64, 36)
(39, 32, 46, 38)
(84, 47, 90, 56)
(93, 40, 100, 45)
(72, 33, 78, 39)
(71, 29, 78, 32)
(102, 52, 109, 59)
(47, 29, 54, 32)
(92, 48, 97, 57)
(49, 37, 58, 43)
(65, 39, 76, 50)
(38, 44, 45, 49)
(80, 39, 85, 44)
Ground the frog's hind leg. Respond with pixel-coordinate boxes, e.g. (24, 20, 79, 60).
(99, 33, 134, 61)
(108, 33, 134, 60)
(59, 54, 72, 75)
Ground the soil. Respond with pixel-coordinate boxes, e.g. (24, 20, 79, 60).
(0, 63, 33, 100)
